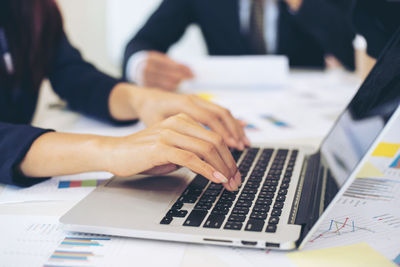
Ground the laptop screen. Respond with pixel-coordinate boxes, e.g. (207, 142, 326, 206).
(320, 28, 400, 188)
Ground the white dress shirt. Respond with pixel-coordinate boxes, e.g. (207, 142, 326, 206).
(126, 0, 279, 84)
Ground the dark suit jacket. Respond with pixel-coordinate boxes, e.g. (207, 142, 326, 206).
(123, 0, 356, 76)
(353, 0, 400, 58)
(0, 34, 120, 187)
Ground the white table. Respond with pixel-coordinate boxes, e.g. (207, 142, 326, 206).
(0, 70, 364, 267)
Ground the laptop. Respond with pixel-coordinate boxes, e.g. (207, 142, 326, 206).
(60, 29, 400, 250)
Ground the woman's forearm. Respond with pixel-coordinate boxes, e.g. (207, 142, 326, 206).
(18, 113, 243, 191)
(19, 132, 114, 178)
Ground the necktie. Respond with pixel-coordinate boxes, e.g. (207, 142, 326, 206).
(249, 0, 267, 54)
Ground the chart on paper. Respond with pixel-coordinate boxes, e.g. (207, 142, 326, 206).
(0, 215, 186, 267)
(342, 177, 400, 204)
(304, 199, 400, 263)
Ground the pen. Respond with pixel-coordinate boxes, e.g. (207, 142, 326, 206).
(0, 27, 14, 75)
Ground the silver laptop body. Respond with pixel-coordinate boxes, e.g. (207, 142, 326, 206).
(61, 30, 400, 250)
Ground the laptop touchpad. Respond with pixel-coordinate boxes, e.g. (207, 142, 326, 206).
(105, 175, 187, 193)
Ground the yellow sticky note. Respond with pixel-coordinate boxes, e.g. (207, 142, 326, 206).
(288, 243, 395, 267)
(196, 93, 215, 101)
(372, 142, 400, 157)
(356, 162, 384, 178)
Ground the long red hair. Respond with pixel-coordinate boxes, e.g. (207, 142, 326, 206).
(0, 0, 63, 91)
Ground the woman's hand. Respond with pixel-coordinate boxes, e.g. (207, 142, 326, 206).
(108, 83, 250, 150)
(20, 114, 241, 191)
(105, 114, 242, 191)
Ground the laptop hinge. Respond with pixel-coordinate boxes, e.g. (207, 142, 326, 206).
(290, 151, 325, 246)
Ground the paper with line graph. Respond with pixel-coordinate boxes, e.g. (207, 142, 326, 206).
(303, 198, 400, 262)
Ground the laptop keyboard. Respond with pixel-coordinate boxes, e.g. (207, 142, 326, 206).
(160, 148, 298, 233)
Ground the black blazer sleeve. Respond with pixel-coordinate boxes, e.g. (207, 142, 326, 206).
(49, 34, 120, 122)
(123, 0, 194, 78)
(293, 0, 356, 70)
(0, 34, 125, 187)
(0, 122, 52, 187)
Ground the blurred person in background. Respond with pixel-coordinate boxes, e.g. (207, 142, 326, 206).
(0, 0, 248, 191)
(352, 0, 400, 59)
(123, 0, 356, 91)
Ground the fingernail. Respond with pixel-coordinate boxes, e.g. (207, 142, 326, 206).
(229, 178, 238, 191)
(238, 142, 245, 151)
(243, 136, 251, 147)
(234, 171, 242, 186)
(213, 171, 229, 183)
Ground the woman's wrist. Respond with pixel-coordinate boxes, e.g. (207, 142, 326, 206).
(108, 83, 147, 121)
(20, 132, 118, 178)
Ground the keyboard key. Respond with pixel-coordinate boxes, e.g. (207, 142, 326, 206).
(183, 187, 202, 197)
(261, 185, 277, 192)
(235, 200, 253, 208)
(245, 219, 265, 232)
(264, 180, 278, 186)
(238, 195, 256, 201)
(231, 149, 243, 161)
(183, 210, 208, 227)
(195, 204, 212, 210)
(209, 183, 223, 190)
(271, 209, 282, 216)
(199, 195, 217, 203)
(253, 204, 270, 212)
(232, 207, 249, 215)
(204, 214, 226, 229)
(179, 195, 198, 204)
(215, 202, 232, 209)
(250, 212, 267, 220)
(212, 206, 230, 214)
(220, 195, 236, 202)
(280, 183, 289, 189)
(172, 202, 183, 210)
(242, 189, 258, 195)
(224, 221, 243, 230)
(276, 195, 286, 202)
(167, 209, 188, 217)
(269, 216, 280, 225)
(228, 214, 247, 222)
(266, 224, 277, 233)
(190, 175, 209, 190)
(212, 210, 229, 215)
(204, 190, 220, 196)
(278, 189, 287, 196)
(255, 198, 272, 205)
(160, 216, 173, 225)
(258, 192, 275, 199)
(274, 202, 284, 209)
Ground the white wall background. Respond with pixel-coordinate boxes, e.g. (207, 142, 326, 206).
(56, 0, 207, 78)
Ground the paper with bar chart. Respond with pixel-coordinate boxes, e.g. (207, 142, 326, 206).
(0, 172, 112, 204)
(0, 215, 186, 267)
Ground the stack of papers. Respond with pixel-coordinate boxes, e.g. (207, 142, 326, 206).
(179, 55, 289, 90)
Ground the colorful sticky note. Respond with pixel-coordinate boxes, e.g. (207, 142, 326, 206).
(372, 143, 400, 158)
(196, 93, 215, 101)
(356, 162, 384, 178)
(287, 243, 396, 267)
